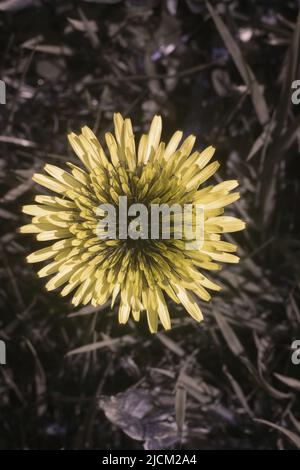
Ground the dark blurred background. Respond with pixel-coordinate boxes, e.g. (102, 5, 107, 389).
(0, 0, 300, 450)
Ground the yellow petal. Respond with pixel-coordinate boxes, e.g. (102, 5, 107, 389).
(20, 224, 40, 233)
(68, 132, 94, 170)
(205, 192, 240, 209)
(146, 307, 158, 333)
(37, 259, 65, 278)
(205, 216, 246, 233)
(35, 195, 76, 209)
(118, 302, 131, 324)
(144, 115, 162, 163)
(45, 265, 75, 291)
(187, 161, 220, 190)
(113, 112, 124, 144)
(211, 180, 238, 192)
(105, 132, 119, 167)
(72, 278, 93, 306)
(27, 246, 58, 263)
(155, 288, 171, 330)
(44, 164, 83, 189)
(173, 285, 203, 322)
(195, 145, 215, 169)
(32, 173, 67, 194)
(164, 131, 183, 160)
(37, 229, 71, 241)
(179, 134, 196, 157)
(202, 251, 240, 263)
(137, 134, 148, 165)
(22, 204, 61, 216)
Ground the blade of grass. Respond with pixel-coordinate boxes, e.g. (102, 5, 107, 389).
(276, 10, 300, 130)
(206, 1, 269, 126)
(67, 336, 135, 356)
(274, 373, 300, 392)
(175, 384, 187, 437)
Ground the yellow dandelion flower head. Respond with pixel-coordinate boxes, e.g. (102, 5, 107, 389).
(21, 114, 245, 332)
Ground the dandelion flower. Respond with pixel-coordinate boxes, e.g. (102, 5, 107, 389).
(21, 114, 245, 332)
